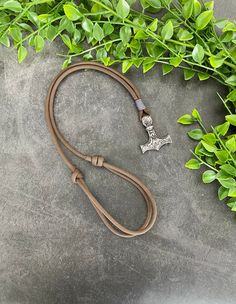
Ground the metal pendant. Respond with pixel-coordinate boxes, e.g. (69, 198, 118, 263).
(140, 115, 172, 153)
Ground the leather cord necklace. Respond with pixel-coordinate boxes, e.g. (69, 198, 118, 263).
(45, 61, 171, 238)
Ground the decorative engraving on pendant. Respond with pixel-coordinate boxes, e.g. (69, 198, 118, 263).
(140, 115, 172, 153)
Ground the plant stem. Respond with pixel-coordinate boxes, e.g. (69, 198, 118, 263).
(91, 0, 229, 85)
(191, 150, 219, 172)
(212, 127, 236, 167)
(57, 38, 122, 57)
(15, 16, 63, 47)
(217, 92, 232, 114)
(0, 0, 48, 37)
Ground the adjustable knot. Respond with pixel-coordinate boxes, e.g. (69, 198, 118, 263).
(71, 168, 83, 183)
(91, 155, 104, 167)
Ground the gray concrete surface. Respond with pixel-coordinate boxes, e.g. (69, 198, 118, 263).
(0, 1, 236, 303)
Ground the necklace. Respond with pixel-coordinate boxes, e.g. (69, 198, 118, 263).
(45, 61, 171, 238)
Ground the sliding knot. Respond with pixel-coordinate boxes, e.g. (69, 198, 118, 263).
(91, 155, 104, 167)
(71, 168, 83, 183)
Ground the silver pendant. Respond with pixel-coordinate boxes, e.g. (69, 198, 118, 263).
(140, 115, 172, 153)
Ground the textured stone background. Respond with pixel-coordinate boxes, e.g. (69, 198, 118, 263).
(0, 1, 236, 303)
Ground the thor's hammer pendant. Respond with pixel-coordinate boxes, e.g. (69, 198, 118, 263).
(140, 115, 172, 153)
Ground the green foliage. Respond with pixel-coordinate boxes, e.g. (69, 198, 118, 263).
(0, 0, 234, 85)
(192, 44, 204, 64)
(0, 0, 236, 212)
(161, 20, 173, 40)
(178, 94, 236, 212)
(195, 10, 213, 30)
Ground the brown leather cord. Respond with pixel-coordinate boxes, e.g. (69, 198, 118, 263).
(45, 61, 157, 238)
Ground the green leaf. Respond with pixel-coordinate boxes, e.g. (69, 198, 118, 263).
(217, 169, 231, 180)
(83, 53, 93, 60)
(202, 170, 216, 183)
(223, 22, 236, 32)
(93, 23, 104, 41)
(215, 19, 228, 29)
(96, 48, 107, 60)
(17, 45, 27, 63)
(177, 114, 194, 125)
(227, 89, 236, 102)
(227, 199, 236, 211)
(177, 29, 193, 41)
(218, 186, 229, 200)
(9, 27, 22, 42)
(225, 75, 236, 86)
(205, 156, 215, 166)
(195, 142, 203, 156)
(215, 121, 230, 136)
(196, 10, 213, 30)
(3, 0, 22, 12)
(62, 57, 71, 69)
(228, 187, 236, 197)
(205, 1, 214, 10)
(0, 34, 10, 47)
(143, 58, 155, 73)
(192, 108, 202, 122)
(140, 0, 149, 10)
(220, 164, 236, 176)
(61, 34, 72, 49)
(91, 2, 104, 14)
(200, 147, 214, 157)
(192, 44, 204, 64)
(101, 57, 110, 66)
(218, 177, 236, 189)
(187, 128, 204, 140)
(215, 150, 229, 162)
(161, 20, 173, 40)
(146, 0, 162, 8)
(148, 18, 158, 31)
(193, 0, 201, 17)
(133, 58, 143, 68)
(34, 35, 44, 53)
(185, 159, 201, 169)
(103, 23, 114, 36)
(220, 31, 233, 43)
(46, 25, 58, 41)
(201, 141, 217, 152)
(198, 72, 210, 81)
(134, 30, 148, 40)
(37, 14, 52, 23)
(182, 0, 194, 20)
(116, 0, 130, 19)
(82, 18, 93, 33)
(226, 114, 236, 126)
(120, 26, 132, 45)
(202, 133, 216, 144)
(225, 137, 236, 152)
(122, 60, 133, 73)
(209, 55, 225, 68)
(63, 4, 81, 21)
(184, 69, 195, 80)
(129, 39, 141, 54)
(169, 56, 182, 67)
(27, 11, 40, 27)
(58, 16, 70, 32)
(73, 29, 81, 43)
(146, 43, 164, 57)
(162, 63, 174, 75)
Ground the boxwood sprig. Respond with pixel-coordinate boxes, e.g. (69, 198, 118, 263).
(178, 96, 236, 212)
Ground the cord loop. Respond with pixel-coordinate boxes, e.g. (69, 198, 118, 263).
(45, 61, 157, 238)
